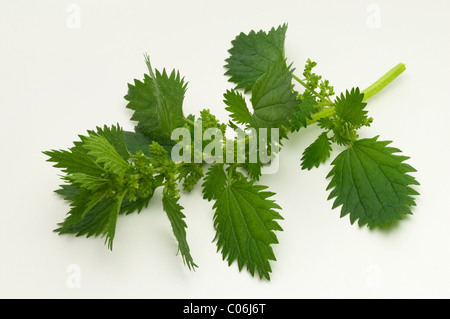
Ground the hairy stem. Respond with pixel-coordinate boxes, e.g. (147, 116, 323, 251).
(306, 63, 406, 125)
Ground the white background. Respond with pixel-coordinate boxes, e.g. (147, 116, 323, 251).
(1, 0, 449, 299)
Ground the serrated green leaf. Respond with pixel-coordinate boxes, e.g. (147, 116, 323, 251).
(223, 89, 252, 125)
(120, 195, 153, 215)
(83, 134, 130, 178)
(317, 117, 334, 130)
(125, 59, 187, 141)
(67, 173, 110, 192)
(55, 195, 113, 236)
(125, 74, 162, 138)
(56, 183, 154, 216)
(334, 87, 368, 126)
(301, 132, 332, 170)
(55, 184, 79, 202)
(123, 127, 175, 158)
(225, 24, 287, 92)
(55, 191, 125, 250)
(327, 136, 419, 228)
(44, 125, 131, 177)
(162, 193, 197, 270)
(212, 177, 283, 280)
(91, 124, 130, 160)
(242, 162, 263, 181)
(103, 193, 125, 250)
(250, 59, 299, 129)
(43, 147, 105, 177)
(56, 186, 107, 230)
(202, 163, 227, 201)
(152, 68, 187, 135)
(291, 92, 317, 131)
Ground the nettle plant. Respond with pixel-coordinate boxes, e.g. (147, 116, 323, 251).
(44, 24, 419, 280)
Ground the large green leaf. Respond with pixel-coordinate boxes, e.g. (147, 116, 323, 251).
(225, 24, 287, 92)
(327, 136, 419, 228)
(212, 177, 283, 280)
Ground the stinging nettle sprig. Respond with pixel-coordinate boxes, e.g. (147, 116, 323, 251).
(224, 24, 419, 228)
(43, 24, 419, 280)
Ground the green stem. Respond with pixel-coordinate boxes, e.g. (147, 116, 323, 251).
(182, 117, 195, 127)
(306, 62, 406, 125)
(307, 107, 335, 125)
(361, 63, 406, 101)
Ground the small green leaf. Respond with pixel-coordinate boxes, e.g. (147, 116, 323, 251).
(103, 193, 125, 250)
(83, 134, 130, 178)
(223, 89, 252, 125)
(327, 136, 419, 228)
(242, 162, 263, 181)
(162, 193, 197, 270)
(334, 87, 368, 126)
(202, 163, 227, 201)
(301, 132, 332, 170)
(91, 124, 130, 160)
(291, 92, 317, 131)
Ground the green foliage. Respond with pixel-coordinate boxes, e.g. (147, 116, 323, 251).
(44, 143, 105, 177)
(45, 124, 194, 260)
(125, 55, 187, 143)
(301, 132, 332, 170)
(211, 175, 283, 280)
(299, 58, 335, 103)
(44, 24, 419, 281)
(326, 137, 420, 228)
(83, 134, 130, 178)
(162, 193, 198, 270)
(124, 126, 175, 158)
(223, 89, 252, 126)
(291, 92, 317, 131)
(202, 163, 227, 201)
(334, 88, 368, 126)
(250, 58, 300, 130)
(224, 24, 287, 92)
